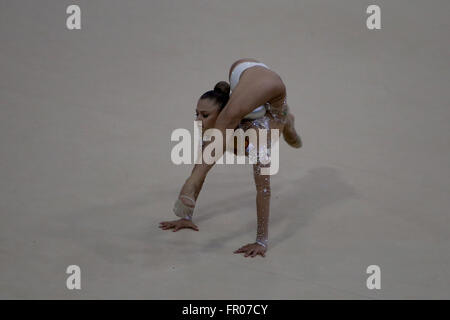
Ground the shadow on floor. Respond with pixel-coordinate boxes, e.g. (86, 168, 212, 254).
(201, 166, 357, 251)
(53, 166, 357, 261)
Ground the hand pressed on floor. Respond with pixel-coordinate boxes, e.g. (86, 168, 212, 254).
(159, 219, 199, 232)
(234, 242, 266, 258)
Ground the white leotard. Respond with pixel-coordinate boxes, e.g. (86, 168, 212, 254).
(229, 62, 270, 120)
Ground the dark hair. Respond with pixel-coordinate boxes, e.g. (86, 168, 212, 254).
(200, 81, 230, 110)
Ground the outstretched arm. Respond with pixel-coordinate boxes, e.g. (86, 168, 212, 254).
(234, 162, 271, 258)
(253, 163, 270, 248)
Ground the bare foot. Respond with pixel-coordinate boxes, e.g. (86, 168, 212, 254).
(283, 113, 302, 148)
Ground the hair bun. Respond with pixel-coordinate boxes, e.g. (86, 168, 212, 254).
(213, 81, 230, 96)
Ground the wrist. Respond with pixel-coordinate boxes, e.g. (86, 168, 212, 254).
(256, 237, 268, 248)
(173, 197, 195, 220)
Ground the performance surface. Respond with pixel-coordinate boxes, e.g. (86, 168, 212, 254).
(1, 0, 449, 299)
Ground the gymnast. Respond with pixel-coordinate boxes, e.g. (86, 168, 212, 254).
(159, 58, 302, 257)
